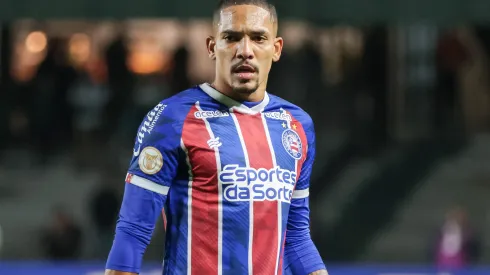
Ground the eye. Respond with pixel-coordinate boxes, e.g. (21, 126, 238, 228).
(223, 35, 239, 42)
(252, 36, 267, 43)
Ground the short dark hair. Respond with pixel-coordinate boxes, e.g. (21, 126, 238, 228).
(213, 0, 278, 24)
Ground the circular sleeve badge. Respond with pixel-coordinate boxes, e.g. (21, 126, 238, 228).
(138, 146, 164, 175)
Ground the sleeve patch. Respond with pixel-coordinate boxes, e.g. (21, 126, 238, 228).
(138, 146, 164, 175)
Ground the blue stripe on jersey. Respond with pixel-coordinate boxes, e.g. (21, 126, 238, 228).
(159, 99, 206, 274)
(263, 115, 297, 270)
(164, 172, 191, 274)
(202, 105, 250, 275)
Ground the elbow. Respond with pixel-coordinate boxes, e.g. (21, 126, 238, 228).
(284, 233, 325, 275)
(285, 227, 311, 247)
(115, 218, 153, 247)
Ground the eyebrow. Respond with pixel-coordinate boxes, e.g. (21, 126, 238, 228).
(221, 29, 270, 36)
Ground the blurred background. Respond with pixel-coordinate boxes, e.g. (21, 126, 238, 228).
(1, 1, 490, 274)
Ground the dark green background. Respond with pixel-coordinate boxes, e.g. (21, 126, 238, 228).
(1, 0, 489, 23)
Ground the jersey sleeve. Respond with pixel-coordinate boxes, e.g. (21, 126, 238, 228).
(284, 115, 326, 274)
(106, 102, 183, 273)
(126, 102, 181, 196)
(293, 114, 315, 197)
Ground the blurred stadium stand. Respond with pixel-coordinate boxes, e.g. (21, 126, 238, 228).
(366, 134, 490, 262)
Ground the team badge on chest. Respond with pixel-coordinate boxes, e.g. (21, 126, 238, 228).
(282, 129, 303, 160)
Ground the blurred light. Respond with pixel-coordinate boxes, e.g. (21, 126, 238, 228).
(339, 27, 364, 58)
(11, 65, 37, 82)
(11, 42, 46, 82)
(25, 31, 47, 53)
(69, 33, 91, 65)
(127, 39, 166, 74)
(128, 51, 164, 74)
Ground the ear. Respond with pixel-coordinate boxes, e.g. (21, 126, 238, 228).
(272, 36, 284, 62)
(206, 36, 216, 60)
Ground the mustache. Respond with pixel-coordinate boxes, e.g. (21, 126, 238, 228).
(231, 62, 259, 72)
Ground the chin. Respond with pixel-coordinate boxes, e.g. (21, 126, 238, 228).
(232, 81, 259, 94)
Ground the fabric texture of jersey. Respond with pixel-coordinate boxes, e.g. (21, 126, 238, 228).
(107, 83, 323, 275)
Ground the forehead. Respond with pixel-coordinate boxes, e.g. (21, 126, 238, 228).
(217, 5, 274, 33)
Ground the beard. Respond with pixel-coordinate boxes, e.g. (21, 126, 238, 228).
(231, 79, 260, 95)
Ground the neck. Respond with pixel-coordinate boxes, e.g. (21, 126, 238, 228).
(210, 81, 266, 102)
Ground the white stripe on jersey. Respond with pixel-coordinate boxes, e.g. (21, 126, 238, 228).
(180, 139, 193, 275)
(260, 112, 282, 275)
(126, 173, 169, 195)
(229, 110, 253, 275)
(292, 188, 310, 199)
(196, 102, 224, 275)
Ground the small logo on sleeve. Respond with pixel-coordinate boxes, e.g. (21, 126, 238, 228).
(133, 103, 167, 157)
(133, 144, 141, 157)
(125, 173, 134, 183)
(138, 147, 163, 175)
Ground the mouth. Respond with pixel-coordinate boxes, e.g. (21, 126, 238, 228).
(233, 64, 257, 80)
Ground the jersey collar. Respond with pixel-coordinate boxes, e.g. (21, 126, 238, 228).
(199, 83, 269, 115)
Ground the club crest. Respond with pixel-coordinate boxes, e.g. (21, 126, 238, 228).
(282, 129, 302, 160)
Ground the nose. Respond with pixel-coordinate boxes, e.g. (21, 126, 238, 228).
(236, 37, 254, 60)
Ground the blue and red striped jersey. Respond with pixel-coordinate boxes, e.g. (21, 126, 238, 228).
(120, 83, 317, 275)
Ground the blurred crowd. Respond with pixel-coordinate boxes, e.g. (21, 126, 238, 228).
(1, 34, 184, 169)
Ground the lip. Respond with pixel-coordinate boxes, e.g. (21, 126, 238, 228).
(233, 71, 256, 80)
(233, 63, 257, 81)
(232, 63, 257, 72)
(234, 64, 256, 73)
(232, 64, 257, 80)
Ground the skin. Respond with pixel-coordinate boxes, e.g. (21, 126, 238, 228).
(207, 4, 283, 102)
(106, 5, 327, 275)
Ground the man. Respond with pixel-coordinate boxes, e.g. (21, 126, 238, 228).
(105, 0, 327, 274)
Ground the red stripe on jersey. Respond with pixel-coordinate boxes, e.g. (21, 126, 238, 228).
(182, 105, 219, 275)
(286, 111, 308, 181)
(234, 112, 278, 275)
(279, 112, 309, 275)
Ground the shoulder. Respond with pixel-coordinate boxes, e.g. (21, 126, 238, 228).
(157, 87, 209, 118)
(148, 86, 211, 128)
(268, 94, 314, 131)
(134, 86, 210, 148)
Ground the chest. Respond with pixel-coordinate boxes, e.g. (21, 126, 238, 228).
(181, 110, 306, 194)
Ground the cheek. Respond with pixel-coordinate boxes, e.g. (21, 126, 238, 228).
(216, 41, 236, 55)
(215, 45, 235, 63)
(257, 50, 274, 71)
(217, 54, 230, 66)
(215, 51, 230, 67)
(260, 62, 273, 77)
